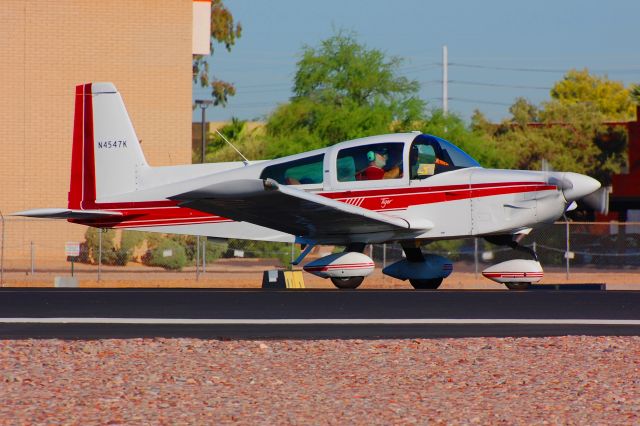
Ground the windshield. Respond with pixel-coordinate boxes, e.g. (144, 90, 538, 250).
(409, 134, 480, 179)
(431, 136, 481, 168)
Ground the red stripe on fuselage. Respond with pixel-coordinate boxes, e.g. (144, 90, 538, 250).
(73, 181, 557, 229)
(328, 182, 555, 211)
(323, 181, 553, 198)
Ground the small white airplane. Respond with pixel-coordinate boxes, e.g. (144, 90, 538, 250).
(14, 83, 603, 290)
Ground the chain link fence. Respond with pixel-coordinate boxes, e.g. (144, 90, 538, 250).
(1, 217, 639, 286)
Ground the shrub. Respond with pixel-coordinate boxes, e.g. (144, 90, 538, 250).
(82, 228, 145, 266)
(83, 227, 116, 265)
(227, 239, 299, 268)
(143, 239, 188, 270)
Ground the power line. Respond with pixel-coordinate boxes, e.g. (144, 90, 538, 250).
(449, 80, 551, 90)
(449, 97, 512, 107)
(450, 62, 567, 73)
(450, 62, 640, 75)
(194, 82, 291, 91)
(398, 63, 441, 73)
(421, 79, 550, 90)
(419, 80, 443, 85)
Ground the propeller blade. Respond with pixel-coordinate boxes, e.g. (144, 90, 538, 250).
(580, 187, 609, 214)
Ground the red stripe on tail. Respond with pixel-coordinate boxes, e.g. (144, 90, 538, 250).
(68, 84, 85, 209)
(82, 84, 96, 209)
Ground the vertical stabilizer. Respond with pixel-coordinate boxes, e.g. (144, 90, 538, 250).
(68, 83, 149, 209)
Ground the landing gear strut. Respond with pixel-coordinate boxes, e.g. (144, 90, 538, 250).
(484, 234, 538, 261)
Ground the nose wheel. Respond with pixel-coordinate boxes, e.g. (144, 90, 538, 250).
(330, 276, 364, 289)
(504, 282, 530, 291)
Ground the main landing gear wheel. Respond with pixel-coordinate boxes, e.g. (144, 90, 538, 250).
(331, 276, 365, 289)
(505, 282, 530, 291)
(409, 278, 443, 290)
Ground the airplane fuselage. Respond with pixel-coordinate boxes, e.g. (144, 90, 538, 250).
(14, 83, 602, 290)
(72, 148, 568, 245)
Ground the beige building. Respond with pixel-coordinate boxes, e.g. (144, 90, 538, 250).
(0, 0, 198, 265)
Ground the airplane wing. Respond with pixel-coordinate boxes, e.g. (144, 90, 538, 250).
(171, 179, 429, 240)
(11, 208, 123, 219)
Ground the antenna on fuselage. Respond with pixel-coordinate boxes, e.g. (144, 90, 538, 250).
(214, 129, 250, 166)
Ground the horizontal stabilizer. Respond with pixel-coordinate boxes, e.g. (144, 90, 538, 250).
(11, 208, 123, 219)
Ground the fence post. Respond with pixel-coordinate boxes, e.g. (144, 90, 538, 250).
(290, 242, 294, 270)
(98, 228, 102, 282)
(202, 238, 206, 274)
(0, 210, 4, 287)
(30, 241, 35, 275)
(474, 238, 479, 279)
(382, 243, 387, 281)
(195, 235, 200, 280)
(565, 221, 570, 280)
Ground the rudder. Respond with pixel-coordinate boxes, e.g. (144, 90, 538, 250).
(68, 83, 148, 209)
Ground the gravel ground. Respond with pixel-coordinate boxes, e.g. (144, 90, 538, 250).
(1, 336, 639, 425)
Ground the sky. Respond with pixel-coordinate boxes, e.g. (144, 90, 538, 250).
(193, 0, 640, 124)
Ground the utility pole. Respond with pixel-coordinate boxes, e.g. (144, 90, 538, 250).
(194, 100, 213, 279)
(442, 45, 448, 114)
(195, 100, 213, 163)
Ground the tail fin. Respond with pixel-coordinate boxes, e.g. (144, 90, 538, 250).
(68, 83, 148, 209)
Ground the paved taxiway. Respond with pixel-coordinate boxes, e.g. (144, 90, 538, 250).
(1, 288, 639, 339)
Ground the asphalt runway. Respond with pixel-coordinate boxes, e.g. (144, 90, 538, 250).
(1, 288, 639, 339)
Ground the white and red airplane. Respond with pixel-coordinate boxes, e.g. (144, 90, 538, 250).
(14, 83, 603, 289)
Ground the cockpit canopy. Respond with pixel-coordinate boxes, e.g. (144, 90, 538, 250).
(259, 133, 481, 186)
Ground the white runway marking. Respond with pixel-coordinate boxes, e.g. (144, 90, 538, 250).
(1, 318, 640, 326)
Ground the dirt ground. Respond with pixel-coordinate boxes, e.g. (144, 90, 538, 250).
(2, 258, 639, 290)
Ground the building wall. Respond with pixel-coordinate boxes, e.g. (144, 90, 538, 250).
(0, 0, 193, 262)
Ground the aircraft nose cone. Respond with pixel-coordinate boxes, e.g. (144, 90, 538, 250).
(562, 172, 601, 202)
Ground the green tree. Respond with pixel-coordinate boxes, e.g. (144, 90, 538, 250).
(550, 69, 634, 121)
(292, 31, 421, 109)
(509, 97, 539, 125)
(192, 0, 242, 106)
(631, 84, 640, 106)
(265, 32, 425, 157)
(420, 109, 508, 169)
(205, 119, 269, 163)
(474, 97, 626, 183)
(470, 109, 494, 134)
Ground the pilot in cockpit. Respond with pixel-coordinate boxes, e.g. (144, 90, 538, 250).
(356, 149, 388, 180)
